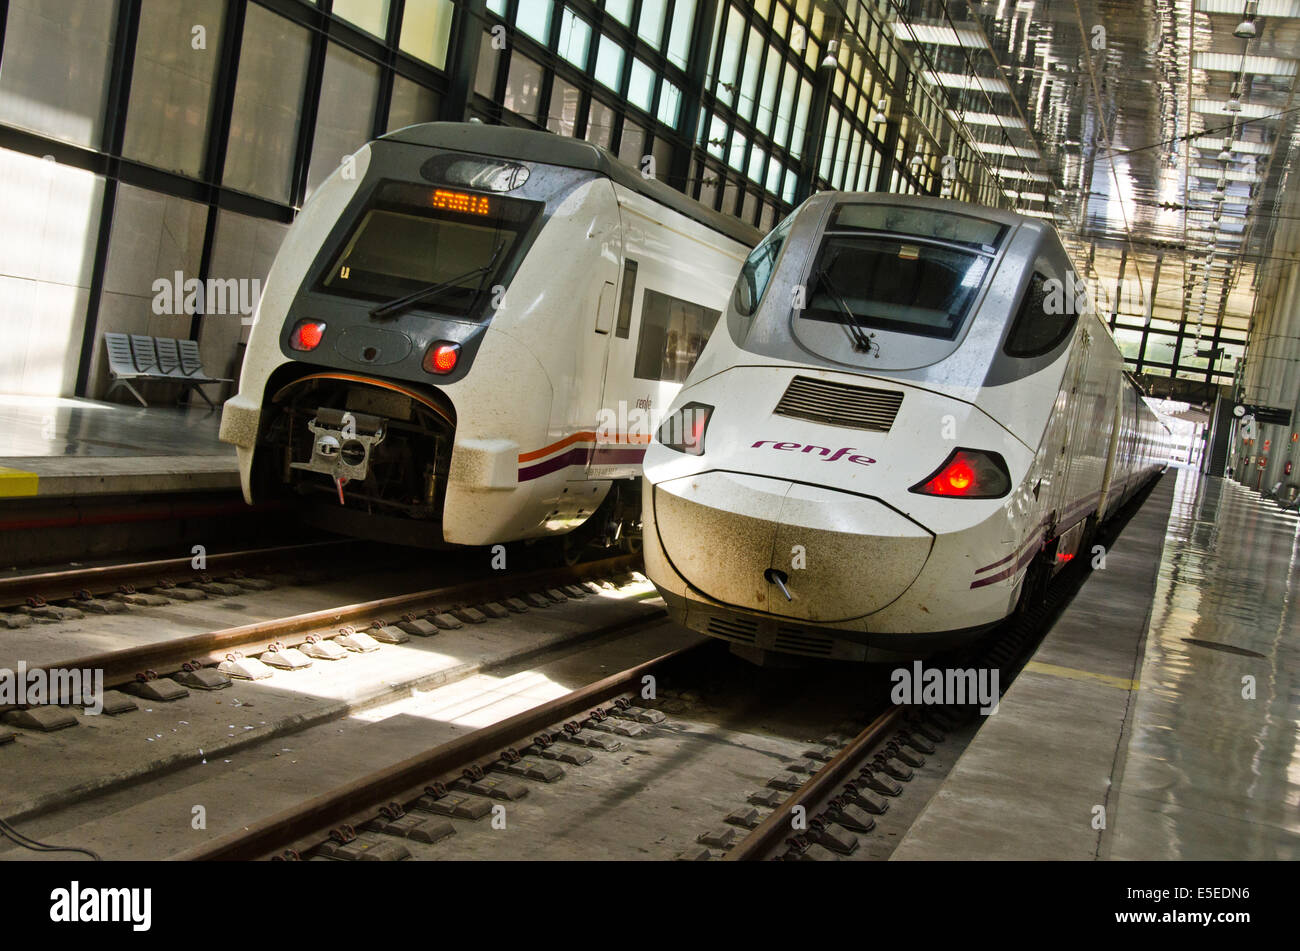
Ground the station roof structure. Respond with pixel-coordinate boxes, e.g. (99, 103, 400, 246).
(880, 0, 1300, 404)
(2, 0, 1298, 407)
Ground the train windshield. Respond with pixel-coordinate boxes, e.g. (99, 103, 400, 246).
(319, 181, 540, 318)
(801, 235, 990, 341)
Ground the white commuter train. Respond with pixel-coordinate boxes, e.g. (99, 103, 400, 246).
(219, 123, 759, 548)
(642, 193, 1172, 663)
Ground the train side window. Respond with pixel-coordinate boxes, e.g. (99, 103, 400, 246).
(615, 259, 638, 339)
(1004, 270, 1077, 357)
(633, 288, 721, 383)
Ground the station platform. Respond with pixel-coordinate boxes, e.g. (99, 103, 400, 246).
(0, 395, 237, 499)
(893, 469, 1300, 861)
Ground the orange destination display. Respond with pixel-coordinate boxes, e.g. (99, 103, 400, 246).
(430, 188, 491, 215)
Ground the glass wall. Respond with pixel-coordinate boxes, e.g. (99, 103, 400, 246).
(388, 75, 442, 131)
(123, 0, 226, 177)
(86, 185, 208, 398)
(199, 210, 290, 398)
(0, 0, 458, 399)
(223, 4, 312, 204)
(399, 0, 456, 71)
(1, 0, 1160, 400)
(0, 0, 118, 147)
(304, 43, 381, 196)
(0, 149, 105, 395)
(1102, 245, 1246, 387)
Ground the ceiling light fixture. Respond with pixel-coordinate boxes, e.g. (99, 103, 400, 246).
(1233, 1, 1259, 39)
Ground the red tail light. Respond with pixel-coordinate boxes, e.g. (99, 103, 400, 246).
(290, 319, 326, 351)
(656, 402, 713, 456)
(423, 341, 460, 374)
(910, 448, 1011, 499)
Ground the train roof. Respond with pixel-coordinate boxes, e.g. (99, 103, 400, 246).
(809, 190, 1043, 230)
(381, 122, 764, 249)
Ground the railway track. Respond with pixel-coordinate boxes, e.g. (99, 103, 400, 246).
(166, 638, 964, 863)
(3, 553, 642, 703)
(0, 552, 662, 836)
(159, 484, 1159, 863)
(175, 637, 697, 861)
(0, 540, 363, 623)
(2, 481, 1163, 862)
(724, 477, 1167, 861)
(0, 545, 1084, 862)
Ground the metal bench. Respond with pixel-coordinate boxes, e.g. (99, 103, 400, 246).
(104, 332, 230, 408)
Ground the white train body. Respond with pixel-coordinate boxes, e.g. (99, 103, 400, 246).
(642, 193, 1172, 662)
(219, 124, 757, 547)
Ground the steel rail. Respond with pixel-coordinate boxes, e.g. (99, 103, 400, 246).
(725, 471, 1170, 861)
(15, 553, 642, 697)
(172, 638, 699, 861)
(723, 704, 906, 861)
(0, 539, 349, 607)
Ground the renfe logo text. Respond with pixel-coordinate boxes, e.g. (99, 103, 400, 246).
(752, 441, 876, 465)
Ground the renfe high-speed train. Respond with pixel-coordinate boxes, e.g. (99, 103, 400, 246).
(219, 123, 758, 548)
(642, 193, 1172, 663)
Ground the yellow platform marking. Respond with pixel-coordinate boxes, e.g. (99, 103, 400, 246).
(0, 466, 39, 498)
(1023, 660, 1140, 692)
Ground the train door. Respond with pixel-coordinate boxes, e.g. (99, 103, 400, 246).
(585, 190, 741, 482)
(1096, 376, 1124, 520)
(1057, 326, 1095, 520)
(559, 180, 624, 485)
(585, 220, 654, 482)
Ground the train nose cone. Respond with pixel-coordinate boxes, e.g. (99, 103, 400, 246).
(653, 473, 933, 623)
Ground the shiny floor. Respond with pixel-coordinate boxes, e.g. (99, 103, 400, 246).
(0, 395, 226, 458)
(1107, 470, 1300, 859)
(895, 467, 1299, 860)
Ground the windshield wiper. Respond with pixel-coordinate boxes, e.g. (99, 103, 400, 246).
(369, 241, 507, 320)
(808, 255, 879, 356)
(465, 241, 506, 314)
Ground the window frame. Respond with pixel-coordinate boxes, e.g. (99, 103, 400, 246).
(1003, 268, 1080, 359)
(632, 286, 722, 383)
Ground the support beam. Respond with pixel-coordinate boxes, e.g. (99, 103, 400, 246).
(372, 0, 407, 138)
(74, 0, 142, 398)
(669, 0, 718, 197)
(288, 1, 332, 210)
(191, 0, 249, 349)
(441, 0, 488, 122)
(795, 36, 835, 203)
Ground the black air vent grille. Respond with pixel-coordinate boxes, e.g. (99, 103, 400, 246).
(706, 616, 758, 644)
(774, 626, 835, 657)
(773, 376, 903, 432)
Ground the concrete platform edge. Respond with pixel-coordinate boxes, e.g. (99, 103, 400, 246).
(890, 474, 1177, 860)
